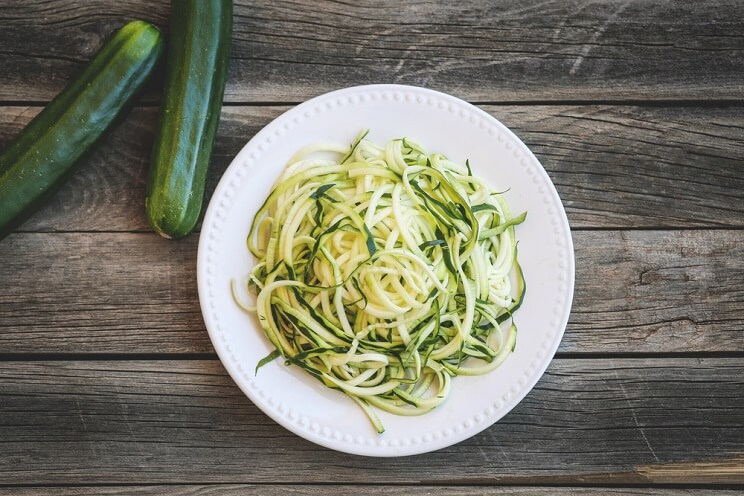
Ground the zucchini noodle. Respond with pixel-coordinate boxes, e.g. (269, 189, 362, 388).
(237, 130, 526, 433)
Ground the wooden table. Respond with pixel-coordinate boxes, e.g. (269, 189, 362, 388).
(1, 1, 743, 493)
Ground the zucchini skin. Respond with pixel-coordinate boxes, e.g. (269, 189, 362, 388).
(0, 20, 164, 240)
(146, 0, 233, 239)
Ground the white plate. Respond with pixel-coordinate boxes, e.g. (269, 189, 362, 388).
(197, 84, 574, 456)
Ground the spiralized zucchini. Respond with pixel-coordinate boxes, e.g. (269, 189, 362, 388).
(237, 131, 525, 433)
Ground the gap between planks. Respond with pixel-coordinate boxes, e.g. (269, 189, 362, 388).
(0, 482, 743, 491)
(1, 100, 744, 108)
(2, 351, 744, 362)
(11, 226, 744, 235)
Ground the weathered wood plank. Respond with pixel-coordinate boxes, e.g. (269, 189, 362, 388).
(1, 230, 743, 354)
(0, 359, 741, 484)
(570, 230, 744, 353)
(0, 487, 739, 495)
(0, 233, 201, 354)
(0, 0, 742, 103)
(498, 105, 744, 228)
(0, 0, 169, 103)
(1, 105, 742, 232)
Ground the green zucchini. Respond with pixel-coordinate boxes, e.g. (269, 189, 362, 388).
(145, 0, 233, 239)
(0, 20, 163, 240)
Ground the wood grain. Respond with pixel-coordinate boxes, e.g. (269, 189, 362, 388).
(0, 0, 743, 103)
(0, 487, 740, 495)
(1, 230, 742, 354)
(0, 233, 202, 354)
(1, 105, 742, 232)
(0, 358, 741, 484)
(498, 105, 744, 228)
(570, 230, 744, 353)
(1, 0, 741, 491)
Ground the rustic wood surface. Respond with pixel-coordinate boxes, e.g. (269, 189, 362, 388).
(1, 230, 743, 354)
(1, 489, 742, 496)
(1, 105, 743, 232)
(1, 0, 742, 493)
(1, 359, 742, 484)
(1, 0, 743, 102)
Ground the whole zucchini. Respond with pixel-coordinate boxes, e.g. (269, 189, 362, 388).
(145, 0, 233, 239)
(0, 20, 164, 240)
